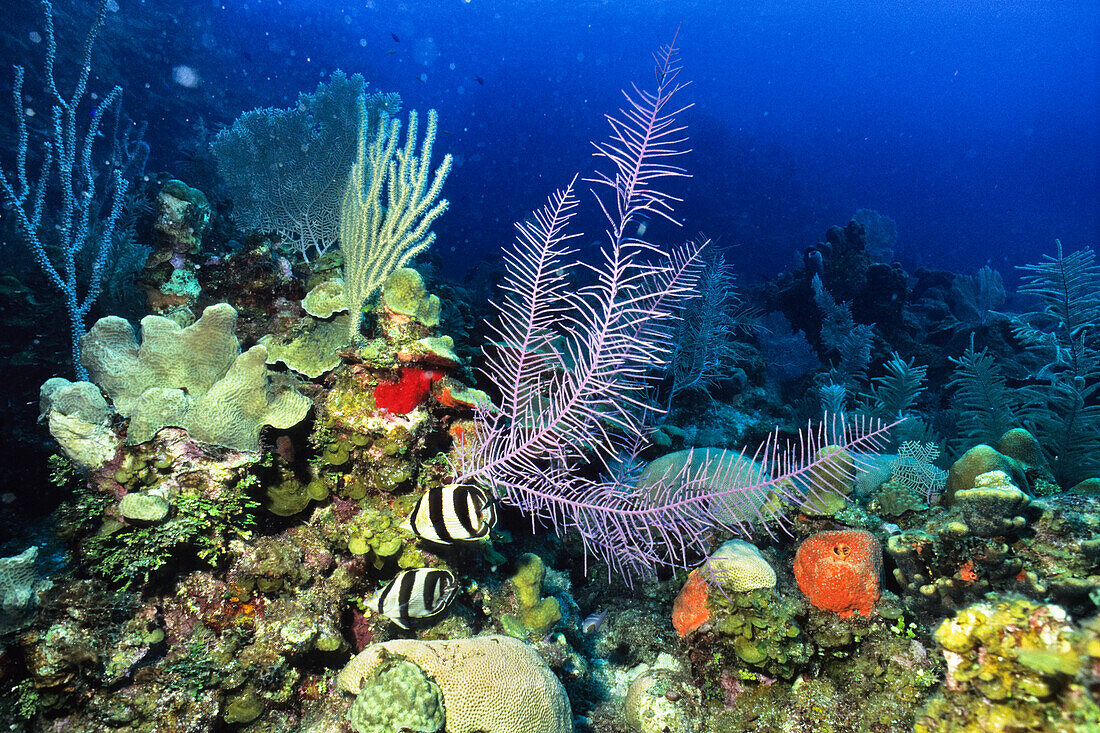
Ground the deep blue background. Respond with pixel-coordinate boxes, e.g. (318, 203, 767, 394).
(8, 0, 1100, 280)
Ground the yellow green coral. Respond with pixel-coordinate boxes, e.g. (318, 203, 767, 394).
(325, 500, 425, 571)
(502, 553, 561, 638)
(710, 587, 811, 680)
(259, 314, 350, 378)
(379, 267, 441, 330)
(301, 278, 349, 318)
(915, 595, 1100, 732)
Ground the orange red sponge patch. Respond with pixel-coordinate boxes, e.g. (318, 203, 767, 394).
(672, 567, 711, 637)
(793, 529, 882, 618)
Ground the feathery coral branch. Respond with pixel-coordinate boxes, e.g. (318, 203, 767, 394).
(459, 31, 894, 584)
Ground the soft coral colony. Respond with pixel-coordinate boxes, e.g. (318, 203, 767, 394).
(4, 5, 1100, 733)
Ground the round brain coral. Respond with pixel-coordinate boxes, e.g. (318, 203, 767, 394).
(337, 635, 573, 733)
(793, 529, 882, 618)
(705, 539, 777, 593)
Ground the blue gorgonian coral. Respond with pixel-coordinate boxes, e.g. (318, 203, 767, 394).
(212, 71, 400, 261)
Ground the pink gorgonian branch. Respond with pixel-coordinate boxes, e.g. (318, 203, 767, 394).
(457, 30, 894, 584)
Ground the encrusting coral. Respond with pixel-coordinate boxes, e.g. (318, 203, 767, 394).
(259, 313, 351, 378)
(914, 595, 1100, 732)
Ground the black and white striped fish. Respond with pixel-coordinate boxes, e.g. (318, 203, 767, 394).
(369, 568, 457, 629)
(407, 484, 497, 544)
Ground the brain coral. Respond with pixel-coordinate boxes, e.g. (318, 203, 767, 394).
(704, 539, 776, 593)
(337, 635, 572, 733)
(793, 529, 882, 618)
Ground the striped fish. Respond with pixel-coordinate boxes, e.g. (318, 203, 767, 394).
(407, 484, 497, 544)
(370, 568, 457, 629)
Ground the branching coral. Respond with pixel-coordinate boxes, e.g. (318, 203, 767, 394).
(340, 101, 452, 340)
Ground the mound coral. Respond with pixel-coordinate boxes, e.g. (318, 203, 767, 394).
(347, 658, 445, 733)
(77, 303, 312, 451)
(502, 553, 562, 639)
(793, 529, 882, 618)
(338, 635, 572, 733)
(1, 547, 51, 637)
(39, 377, 119, 469)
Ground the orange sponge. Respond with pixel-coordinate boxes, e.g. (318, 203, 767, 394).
(672, 568, 711, 637)
(793, 529, 882, 618)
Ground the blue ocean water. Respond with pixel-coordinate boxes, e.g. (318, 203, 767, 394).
(5, 0, 1091, 278)
(89, 0, 1099, 278)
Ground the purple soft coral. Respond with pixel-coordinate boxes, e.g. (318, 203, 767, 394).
(457, 32, 893, 583)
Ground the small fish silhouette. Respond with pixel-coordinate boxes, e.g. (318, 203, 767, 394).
(581, 610, 608, 634)
(390, 32, 400, 42)
(475, 76, 484, 85)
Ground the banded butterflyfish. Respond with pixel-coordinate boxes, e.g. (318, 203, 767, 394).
(369, 568, 457, 629)
(407, 484, 497, 544)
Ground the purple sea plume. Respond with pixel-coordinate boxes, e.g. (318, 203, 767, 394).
(455, 30, 897, 584)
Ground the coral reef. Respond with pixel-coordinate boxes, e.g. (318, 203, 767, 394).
(66, 428, 260, 588)
(6, 18, 1100, 733)
(886, 462, 1048, 617)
